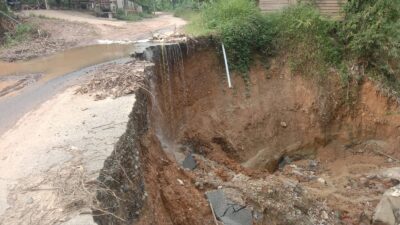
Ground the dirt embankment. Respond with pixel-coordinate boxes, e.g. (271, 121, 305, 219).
(95, 39, 400, 225)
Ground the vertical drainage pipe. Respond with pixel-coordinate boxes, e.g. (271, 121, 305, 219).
(221, 43, 232, 88)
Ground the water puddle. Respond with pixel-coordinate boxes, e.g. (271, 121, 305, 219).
(0, 40, 183, 135)
(0, 44, 135, 82)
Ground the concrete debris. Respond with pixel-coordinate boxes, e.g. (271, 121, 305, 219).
(308, 160, 319, 170)
(373, 185, 400, 225)
(317, 177, 327, 185)
(182, 153, 197, 170)
(206, 190, 252, 225)
(379, 167, 400, 181)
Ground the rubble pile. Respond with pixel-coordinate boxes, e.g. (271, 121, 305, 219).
(151, 31, 188, 43)
(190, 154, 340, 225)
(76, 60, 149, 100)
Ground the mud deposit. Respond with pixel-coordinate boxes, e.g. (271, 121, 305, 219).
(95, 39, 400, 225)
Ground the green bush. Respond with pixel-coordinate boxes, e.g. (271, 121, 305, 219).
(339, 0, 400, 91)
(274, 4, 342, 76)
(173, 0, 201, 20)
(190, 0, 275, 77)
(0, 0, 8, 12)
(340, 0, 400, 62)
(189, 1, 340, 77)
(4, 23, 37, 46)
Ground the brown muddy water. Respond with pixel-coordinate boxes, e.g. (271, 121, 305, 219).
(0, 44, 135, 81)
(0, 42, 155, 135)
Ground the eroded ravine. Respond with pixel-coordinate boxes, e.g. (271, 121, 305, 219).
(96, 39, 400, 225)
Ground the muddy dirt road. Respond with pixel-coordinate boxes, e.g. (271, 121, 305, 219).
(23, 10, 186, 42)
(0, 10, 186, 61)
(0, 11, 184, 225)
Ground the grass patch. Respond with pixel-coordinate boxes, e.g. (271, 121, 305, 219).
(273, 5, 342, 76)
(3, 23, 37, 47)
(187, 0, 275, 79)
(173, 0, 202, 20)
(339, 0, 400, 95)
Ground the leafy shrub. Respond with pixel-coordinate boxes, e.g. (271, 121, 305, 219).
(274, 4, 342, 76)
(173, 0, 202, 20)
(0, 0, 8, 12)
(188, 1, 342, 78)
(339, 0, 400, 91)
(4, 23, 37, 46)
(186, 0, 399, 96)
(190, 0, 275, 77)
(340, 0, 400, 62)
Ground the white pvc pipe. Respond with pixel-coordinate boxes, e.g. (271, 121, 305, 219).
(221, 43, 232, 88)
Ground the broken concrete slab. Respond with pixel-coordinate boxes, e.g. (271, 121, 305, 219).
(206, 189, 252, 225)
(379, 167, 400, 181)
(182, 153, 196, 170)
(220, 204, 252, 225)
(373, 185, 400, 225)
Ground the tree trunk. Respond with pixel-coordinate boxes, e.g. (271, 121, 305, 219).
(44, 0, 50, 9)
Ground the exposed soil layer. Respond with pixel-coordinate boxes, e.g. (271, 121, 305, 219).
(95, 39, 400, 225)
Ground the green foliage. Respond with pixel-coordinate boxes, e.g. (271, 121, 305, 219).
(4, 23, 36, 46)
(339, 0, 400, 93)
(0, 0, 8, 12)
(274, 4, 342, 76)
(190, 0, 275, 76)
(189, 1, 339, 78)
(341, 0, 400, 61)
(173, 0, 202, 20)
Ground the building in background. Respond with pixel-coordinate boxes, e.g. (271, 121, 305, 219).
(259, 0, 345, 17)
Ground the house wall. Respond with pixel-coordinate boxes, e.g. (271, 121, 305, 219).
(259, 0, 344, 16)
(314, 0, 344, 16)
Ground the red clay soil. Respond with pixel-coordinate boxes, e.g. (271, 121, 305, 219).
(96, 40, 400, 225)
(149, 43, 400, 223)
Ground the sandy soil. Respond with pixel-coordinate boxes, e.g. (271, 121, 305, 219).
(0, 9, 152, 219)
(23, 10, 186, 42)
(0, 78, 137, 225)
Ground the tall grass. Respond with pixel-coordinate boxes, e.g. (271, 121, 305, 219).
(4, 23, 37, 46)
(339, 0, 400, 93)
(273, 5, 342, 76)
(188, 0, 275, 78)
